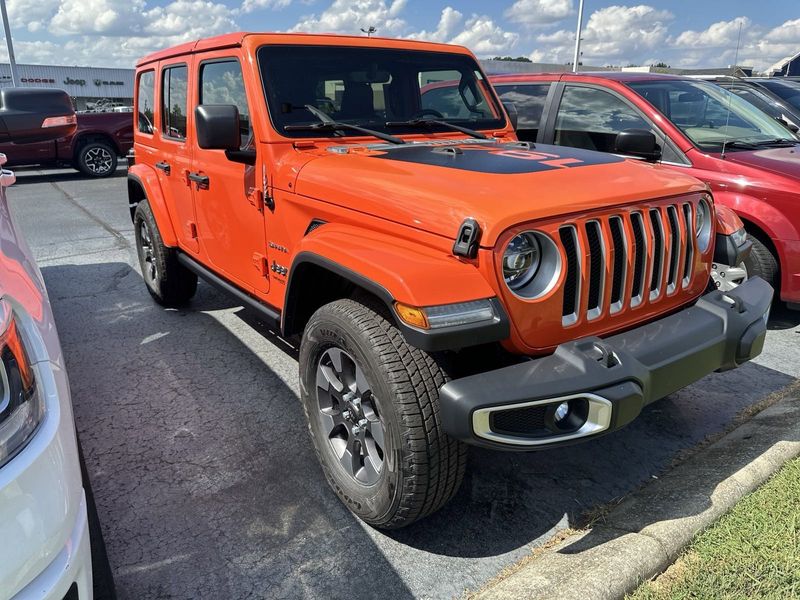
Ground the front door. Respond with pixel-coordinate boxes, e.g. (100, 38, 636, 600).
(191, 57, 268, 294)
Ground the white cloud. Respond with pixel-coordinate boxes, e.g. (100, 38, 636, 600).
(449, 15, 519, 55)
(6, 0, 60, 33)
(49, 0, 148, 35)
(673, 16, 750, 49)
(407, 7, 518, 56)
(504, 0, 572, 28)
(238, 0, 292, 15)
(290, 0, 408, 35)
(407, 6, 462, 42)
(528, 4, 673, 65)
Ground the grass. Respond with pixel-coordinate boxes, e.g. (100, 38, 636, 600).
(628, 456, 800, 600)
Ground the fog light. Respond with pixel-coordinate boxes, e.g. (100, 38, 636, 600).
(554, 401, 570, 423)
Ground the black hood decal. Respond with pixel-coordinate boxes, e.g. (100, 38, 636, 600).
(370, 142, 624, 174)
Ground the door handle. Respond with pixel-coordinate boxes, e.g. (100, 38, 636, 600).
(188, 172, 209, 190)
(155, 161, 171, 175)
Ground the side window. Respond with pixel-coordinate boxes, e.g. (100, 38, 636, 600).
(554, 86, 650, 153)
(200, 60, 252, 149)
(161, 65, 188, 140)
(728, 87, 778, 118)
(136, 70, 155, 134)
(495, 83, 550, 142)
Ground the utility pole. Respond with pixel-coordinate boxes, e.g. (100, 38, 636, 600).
(361, 26, 376, 37)
(572, 0, 585, 73)
(0, 0, 18, 86)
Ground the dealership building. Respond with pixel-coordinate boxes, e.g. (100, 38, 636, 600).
(0, 63, 134, 111)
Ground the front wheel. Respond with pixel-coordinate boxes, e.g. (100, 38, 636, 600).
(299, 298, 467, 529)
(744, 237, 779, 293)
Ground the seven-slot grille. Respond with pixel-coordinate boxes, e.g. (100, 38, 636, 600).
(560, 200, 696, 325)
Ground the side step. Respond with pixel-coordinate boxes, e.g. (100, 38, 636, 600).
(177, 252, 281, 330)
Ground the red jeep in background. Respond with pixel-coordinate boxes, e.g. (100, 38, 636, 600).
(479, 72, 800, 308)
(0, 110, 132, 178)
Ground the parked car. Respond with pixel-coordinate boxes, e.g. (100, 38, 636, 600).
(745, 78, 800, 113)
(692, 76, 800, 134)
(487, 72, 800, 308)
(0, 88, 100, 599)
(129, 33, 772, 528)
(0, 110, 132, 178)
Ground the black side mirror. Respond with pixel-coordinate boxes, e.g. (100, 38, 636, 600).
(615, 129, 662, 162)
(0, 88, 76, 143)
(195, 104, 241, 151)
(502, 101, 518, 131)
(775, 116, 800, 133)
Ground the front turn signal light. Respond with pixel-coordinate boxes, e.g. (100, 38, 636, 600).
(394, 302, 429, 329)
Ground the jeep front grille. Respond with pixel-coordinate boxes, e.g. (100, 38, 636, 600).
(560, 201, 696, 325)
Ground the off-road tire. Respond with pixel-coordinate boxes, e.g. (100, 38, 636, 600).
(299, 298, 467, 529)
(76, 140, 118, 178)
(744, 236, 779, 293)
(134, 200, 197, 306)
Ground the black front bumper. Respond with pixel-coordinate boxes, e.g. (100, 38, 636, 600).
(439, 277, 773, 450)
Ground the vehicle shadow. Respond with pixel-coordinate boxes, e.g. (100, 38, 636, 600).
(41, 261, 798, 597)
(42, 262, 415, 600)
(768, 302, 800, 331)
(11, 166, 127, 185)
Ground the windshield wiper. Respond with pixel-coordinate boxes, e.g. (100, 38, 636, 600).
(385, 118, 488, 140)
(751, 138, 798, 147)
(284, 104, 405, 145)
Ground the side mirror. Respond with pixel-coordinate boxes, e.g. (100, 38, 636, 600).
(615, 129, 662, 162)
(502, 101, 518, 131)
(0, 88, 77, 143)
(775, 116, 800, 133)
(195, 104, 241, 151)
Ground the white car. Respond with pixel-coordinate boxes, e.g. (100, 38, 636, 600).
(0, 152, 93, 599)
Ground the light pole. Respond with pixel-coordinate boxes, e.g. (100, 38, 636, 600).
(572, 0, 585, 73)
(361, 26, 376, 37)
(0, 0, 18, 86)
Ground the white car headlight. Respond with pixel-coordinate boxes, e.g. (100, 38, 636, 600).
(0, 299, 43, 468)
(503, 233, 541, 291)
(502, 231, 562, 299)
(696, 197, 713, 253)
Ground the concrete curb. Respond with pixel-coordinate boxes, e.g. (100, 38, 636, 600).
(473, 395, 800, 600)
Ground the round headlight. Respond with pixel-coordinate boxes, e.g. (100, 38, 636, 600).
(695, 197, 713, 253)
(503, 233, 540, 290)
(695, 199, 707, 236)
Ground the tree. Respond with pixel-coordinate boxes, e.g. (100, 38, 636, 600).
(491, 56, 533, 63)
(651, 61, 671, 68)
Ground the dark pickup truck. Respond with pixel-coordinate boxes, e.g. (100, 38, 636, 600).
(0, 110, 132, 177)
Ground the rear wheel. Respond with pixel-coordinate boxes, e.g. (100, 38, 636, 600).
(76, 141, 117, 177)
(134, 200, 197, 306)
(299, 298, 467, 529)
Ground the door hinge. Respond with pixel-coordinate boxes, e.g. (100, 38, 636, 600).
(262, 164, 275, 211)
(189, 222, 198, 239)
(247, 187, 264, 212)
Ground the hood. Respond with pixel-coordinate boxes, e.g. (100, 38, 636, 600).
(293, 140, 708, 246)
(721, 145, 800, 180)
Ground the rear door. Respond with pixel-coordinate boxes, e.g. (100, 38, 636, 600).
(155, 61, 199, 253)
(190, 55, 267, 293)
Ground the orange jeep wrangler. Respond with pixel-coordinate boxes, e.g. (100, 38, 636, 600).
(129, 32, 773, 528)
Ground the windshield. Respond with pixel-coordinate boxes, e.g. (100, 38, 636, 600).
(257, 45, 505, 139)
(627, 79, 795, 151)
(755, 79, 800, 110)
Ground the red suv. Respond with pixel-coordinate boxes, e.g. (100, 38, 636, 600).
(485, 72, 800, 308)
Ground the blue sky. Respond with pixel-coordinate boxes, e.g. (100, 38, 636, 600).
(3, 0, 799, 72)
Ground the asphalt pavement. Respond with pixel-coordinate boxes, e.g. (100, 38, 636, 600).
(7, 165, 800, 599)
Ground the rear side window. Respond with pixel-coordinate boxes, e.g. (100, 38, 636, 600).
(495, 83, 550, 142)
(199, 60, 252, 149)
(137, 70, 155, 134)
(161, 65, 188, 140)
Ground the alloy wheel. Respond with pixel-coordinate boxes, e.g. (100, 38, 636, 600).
(137, 221, 158, 285)
(711, 261, 748, 292)
(315, 347, 385, 485)
(84, 147, 114, 174)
